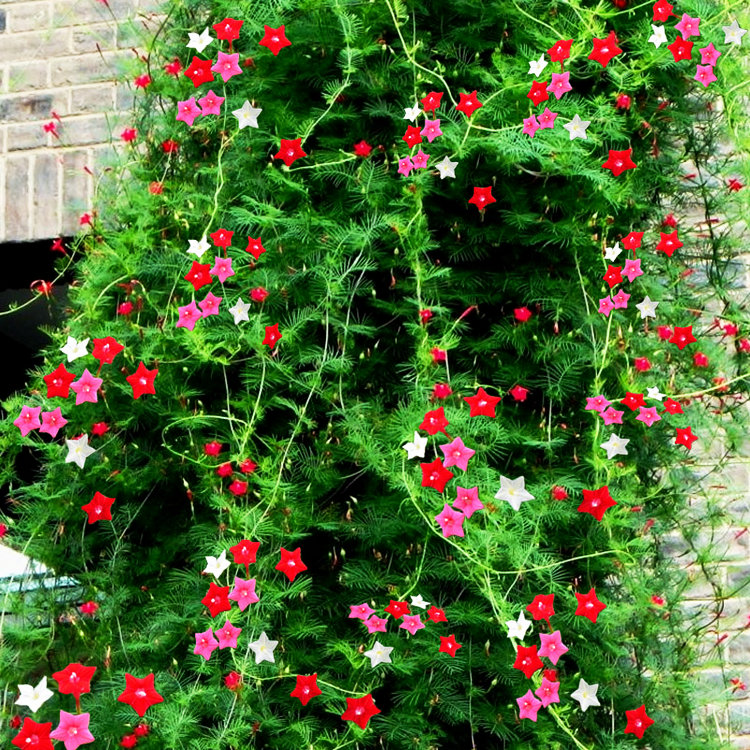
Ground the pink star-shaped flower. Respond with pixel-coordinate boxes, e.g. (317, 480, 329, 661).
(537, 107, 557, 128)
(522, 115, 540, 138)
(364, 615, 388, 633)
(210, 256, 235, 283)
(412, 149, 430, 169)
(40, 407, 68, 438)
(622, 258, 643, 282)
(421, 119, 443, 142)
(585, 395, 611, 412)
(50, 710, 95, 750)
(517, 690, 543, 721)
(453, 486, 484, 518)
(612, 289, 630, 309)
(176, 301, 201, 330)
(598, 296, 615, 316)
(199, 291, 222, 317)
(546, 72, 572, 99)
(399, 614, 425, 635)
(197, 89, 225, 116)
(694, 65, 717, 88)
(215, 619, 242, 649)
(14, 405, 41, 436)
(435, 503, 465, 538)
(228, 576, 259, 611)
(398, 157, 414, 176)
(71, 369, 103, 406)
(538, 630, 569, 665)
(439, 436, 475, 472)
(349, 603, 375, 620)
(675, 13, 700, 39)
(636, 406, 662, 426)
(698, 43, 721, 66)
(535, 677, 560, 707)
(211, 51, 242, 82)
(176, 97, 202, 127)
(601, 407, 624, 425)
(194, 627, 219, 660)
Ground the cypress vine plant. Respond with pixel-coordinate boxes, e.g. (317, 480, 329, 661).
(1, 0, 749, 748)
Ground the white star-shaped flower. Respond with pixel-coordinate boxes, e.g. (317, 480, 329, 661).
(648, 24, 667, 48)
(410, 594, 430, 609)
(229, 298, 250, 325)
(15, 676, 53, 713)
(203, 549, 230, 578)
(248, 631, 278, 664)
(364, 640, 393, 668)
(528, 54, 548, 76)
(402, 431, 427, 459)
(635, 296, 659, 319)
(232, 101, 262, 130)
(60, 336, 89, 363)
(646, 386, 665, 401)
(187, 235, 211, 258)
(571, 678, 600, 712)
(403, 104, 421, 122)
(604, 242, 622, 262)
(723, 19, 747, 45)
(65, 434, 97, 470)
(505, 611, 531, 640)
(600, 433, 630, 460)
(563, 114, 591, 141)
(187, 27, 214, 54)
(494, 475, 534, 512)
(435, 155, 458, 180)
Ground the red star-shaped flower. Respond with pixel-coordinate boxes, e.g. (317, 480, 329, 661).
(622, 230, 644, 250)
(656, 230, 682, 257)
(402, 125, 423, 147)
(669, 325, 696, 350)
(455, 90, 483, 117)
(263, 323, 282, 348)
(229, 539, 260, 567)
(438, 634, 462, 658)
(579, 486, 617, 522)
(353, 140, 372, 157)
(621, 392, 646, 411)
(418, 408, 449, 439)
(184, 56, 214, 88)
(245, 236, 267, 260)
(11, 718, 53, 750)
(420, 457, 454, 493)
(426, 605, 447, 623)
(547, 39, 573, 64)
(184, 261, 212, 291)
(602, 148, 636, 177)
(81, 491, 115, 524)
(52, 663, 97, 698)
(341, 693, 381, 729)
(420, 91, 443, 113)
(509, 385, 529, 401)
(662, 398, 684, 415)
(384, 600, 410, 619)
(290, 674, 322, 706)
(44, 363, 76, 399)
(276, 547, 307, 582)
(117, 673, 163, 717)
(514, 644, 543, 679)
(527, 80, 550, 106)
(468, 186, 495, 211)
(209, 228, 234, 248)
(213, 18, 243, 42)
(92, 336, 124, 365)
(126, 362, 158, 400)
(526, 594, 555, 626)
(624, 704, 654, 739)
(653, 0, 674, 21)
(675, 426, 698, 450)
(464, 387, 501, 417)
(259, 25, 291, 56)
(588, 30, 622, 68)
(201, 582, 231, 617)
(668, 37, 693, 62)
(274, 138, 307, 167)
(603, 265, 623, 288)
(574, 587, 607, 623)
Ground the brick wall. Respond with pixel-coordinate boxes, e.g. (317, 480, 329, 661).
(0, 0, 161, 243)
